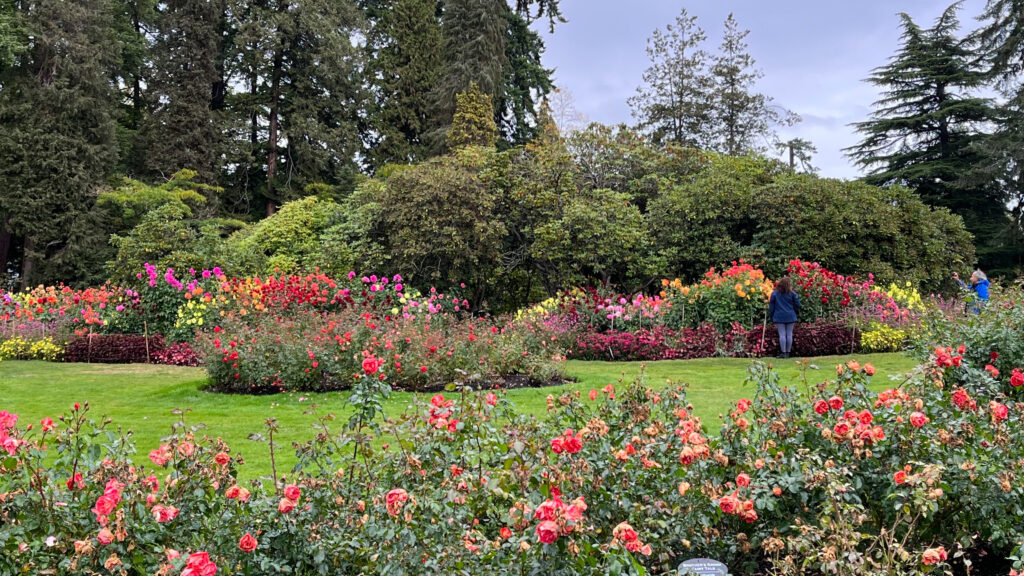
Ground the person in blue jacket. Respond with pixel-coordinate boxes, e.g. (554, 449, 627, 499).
(768, 277, 801, 358)
(954, 270, 990, 313)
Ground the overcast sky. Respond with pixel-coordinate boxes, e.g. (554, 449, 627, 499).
(538, 0, 989, 179)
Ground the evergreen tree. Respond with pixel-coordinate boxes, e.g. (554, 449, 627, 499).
(496, 8, 552, 147)
(363, 0, 443, 169)
(628, 7, 713, 148)
(847, 5, 1014, 272)
(111, 0, 157, 175)
(428, 0, 506, 151)
(234, 0, 364, 215)
(971, 0, 1024, 272)
(141, 0, 228, 182)
(974, 0, 1024, 84)
(708, 14, 796, 155)
(447, 82, 498, 149)
(0, 1, 24, 72)
(775, 138, 818, 173)
(0, 0, 120, 285)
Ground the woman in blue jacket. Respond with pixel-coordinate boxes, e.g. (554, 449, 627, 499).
(768, 277, 801, 358)
(954, 270, 990, 313)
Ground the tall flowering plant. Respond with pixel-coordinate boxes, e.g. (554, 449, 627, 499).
(660, 260, 774, 331)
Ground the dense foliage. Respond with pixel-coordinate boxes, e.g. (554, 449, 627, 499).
(2, 348, 1024, 574)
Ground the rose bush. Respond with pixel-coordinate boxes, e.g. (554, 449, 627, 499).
(2, 346, 1023, 575)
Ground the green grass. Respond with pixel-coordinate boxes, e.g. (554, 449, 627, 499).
(0, 353, 918, 477)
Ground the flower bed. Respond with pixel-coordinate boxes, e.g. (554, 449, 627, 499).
(1, 349, 1022, 574)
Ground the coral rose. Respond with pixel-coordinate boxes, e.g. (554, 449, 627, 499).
(922, 546, 947, 566)
(536, 520, 559, 544)
(277, 498, 296, 513)
(909, 411, 929, 428)
(238, 533, 258, 553)
(385, 488, 409, 516)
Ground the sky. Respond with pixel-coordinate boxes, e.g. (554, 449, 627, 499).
(538, 0, 989, 179)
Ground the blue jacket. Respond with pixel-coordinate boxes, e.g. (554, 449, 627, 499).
(973, 279, 990, 300)
(769, 291, 801, 324)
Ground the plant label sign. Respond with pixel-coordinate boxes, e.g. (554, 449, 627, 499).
(678, 558, 729, 576)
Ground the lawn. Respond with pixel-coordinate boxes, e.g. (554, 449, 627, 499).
(0, 353, 918, 478)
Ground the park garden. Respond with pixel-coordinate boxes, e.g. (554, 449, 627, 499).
(5, 0, 1024, 574)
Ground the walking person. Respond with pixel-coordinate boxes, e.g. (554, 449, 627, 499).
(769, 277, 801, 358)
(953, 270, 990, 313)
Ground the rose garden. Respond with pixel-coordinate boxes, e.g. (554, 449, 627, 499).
(2, 255, 1024, 575)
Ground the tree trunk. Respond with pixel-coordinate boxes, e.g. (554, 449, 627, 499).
(20, 236, 33, 288)
(0, 215, 11, 277)
(265, 49, 283, 217)
(265, 1, 288, 218)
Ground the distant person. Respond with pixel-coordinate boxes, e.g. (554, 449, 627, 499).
(953, 270, 990, 313)
(768, 277, 801, 358)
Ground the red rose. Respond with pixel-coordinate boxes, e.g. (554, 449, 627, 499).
(277, 498, 296, 513)
(92, 495, 117, 517)
(550, 436, 565, 454)
(238, 533, 258, 553)
(499, 527, 512, 540)
(1012, 369, 1024, 387)
(562, 430, 583, 454)
(97, 528, 114, 546)
(991, 401, 1009, 422)
(813, 400, 829, 415)
(828, 396, 844, 411)
(536, 520, 559, 544)
(736, 473, 751, 488)
(283, 484, 301, 502)
(893, 470, 907, 484)
(858, 410, 873, 425)
(833, 421, 850, 437)
(214, 452, 230, 466)
(719, 494, 739, 515)
(362, 357, 380, 375)
(181, 552, 217, 576)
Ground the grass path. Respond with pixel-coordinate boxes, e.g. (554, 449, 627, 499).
(0, 353, 918, 477)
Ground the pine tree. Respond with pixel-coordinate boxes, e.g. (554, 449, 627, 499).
(628, 8, 712, 148)
(0, 0, 120, 285)
(708, 14, 796, 155)
(141, 0, 228, 183)
(428, 0, 506, 151)
(363, 0, 443, 169)
(847, 5, 1014, 272)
